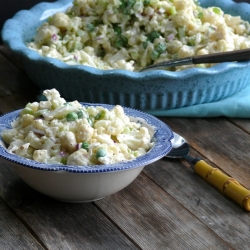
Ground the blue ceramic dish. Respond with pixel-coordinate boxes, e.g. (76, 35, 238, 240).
(2, 0, 250, 112)
(0, 103, 173, 202)
(0, 103, 173, 172)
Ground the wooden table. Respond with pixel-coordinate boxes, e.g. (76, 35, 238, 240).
(0, 43, 250, 250)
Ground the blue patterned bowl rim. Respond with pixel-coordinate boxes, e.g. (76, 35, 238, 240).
(0, 103, 173, 173)
(1, 0, 250, 80)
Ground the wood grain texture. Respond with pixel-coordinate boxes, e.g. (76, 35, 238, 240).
(96, 173, 233, 250)
(1, 44, 250, 250)
(0, 198, 44, 250)
(143, 157, 250, 250)
(0, 159, 139, 250)
(160, 117, 250, 189)
(229, 118, 250, 134)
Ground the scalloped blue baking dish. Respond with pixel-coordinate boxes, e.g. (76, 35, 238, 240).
(2, 0, 250, 111)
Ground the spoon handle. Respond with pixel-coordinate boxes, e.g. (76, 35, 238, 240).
(193, 48, 250, 64)
(140, 48, 250, 72)
(194, 160, 250, 211)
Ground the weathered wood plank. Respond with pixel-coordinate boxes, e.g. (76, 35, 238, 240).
(160, 117, 250, 189)
(229, 118, 250, 134)
(1, 42, 250, 250)
(143, 155, 250, 250)
(96, 173, 234, 250)
(0, 198, 44, 250)
(0, 159, 139, 250)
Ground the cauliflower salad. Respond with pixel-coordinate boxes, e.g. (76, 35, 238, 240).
(1, 89, 154, 166)
(27, 0, 250, 71)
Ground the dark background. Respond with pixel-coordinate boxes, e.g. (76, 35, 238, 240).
(0, 0, 56, 43)
(0, 0, 249, 44)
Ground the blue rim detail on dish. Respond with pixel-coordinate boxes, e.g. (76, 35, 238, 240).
(0, 103, 173, 173)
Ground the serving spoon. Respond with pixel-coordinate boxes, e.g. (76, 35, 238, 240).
(140, 48, 250, 72)
(166, 132, 250, 211)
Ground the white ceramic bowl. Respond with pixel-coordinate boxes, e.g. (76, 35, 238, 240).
(2, 0, 250, 111)
(0, 103, 173, 202)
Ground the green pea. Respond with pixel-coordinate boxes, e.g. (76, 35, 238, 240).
(96, 148, 107, 158)
(66, 112, 78, 121)
(81, 142, 89, 151)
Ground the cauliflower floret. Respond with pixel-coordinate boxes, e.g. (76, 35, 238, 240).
(69, 16, 83, 32)
(39, 101, 52, 110)
(117, 127, 152, 151)
(177, 45, 195, 58)
(202, 7, 225, 26)
(112, 59, 135, 71)
(224, 14, 241, 28)
(40, 46, 63, 59)
(1, 128, 19, 145)
(94, 134, 114, 144)
(174, 0, 196, 10)
(32, 119, 47, 131)
(67, 148, 90, 166)
(59, 131, 77, 153)
(173, 9, 196, 30)
(24, 131, 43, 149)
(21, 114, 34, 128)
(75, 120, 94, 142)
(50, 12, 71, 31)
(49, 119, 64, 129)
(43, 104, 78, 120)
(79, 50, 97, 67)
(7, 139, 25, 152)
(241, 40, 250, 49)
(87, 106, 104, 117)
(109, 105, 130, 123)
(20, 102, 39, 117)
(94, 119, 125, 135)
(15, 143, 32, 158)
(43, 89, 66, 109)
(33, 149, 49, 162)
(98, 152, 126, 165)
(196, 48, 209, 55)
(45, 127, 60, 138)
(34, 23, 60, 45)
